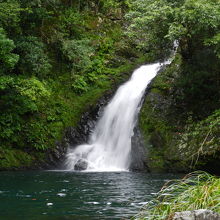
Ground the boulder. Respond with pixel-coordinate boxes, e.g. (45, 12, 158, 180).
(74, 159, 88, 171)
(172, 209, 220, 220)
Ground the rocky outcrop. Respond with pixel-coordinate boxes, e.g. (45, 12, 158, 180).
(171, 209, 220, 220)
(47, 94, 110, 170)
(64, 92, 112, 148)
(130, 126, 148, 171)
(30, 95, 109, 170)
(139, 54, 220, 174)
(59, 86, 148, 171)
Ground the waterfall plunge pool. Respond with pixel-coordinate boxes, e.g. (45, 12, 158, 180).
(0, 171, 181, 219)
(0, 62, 180, 219)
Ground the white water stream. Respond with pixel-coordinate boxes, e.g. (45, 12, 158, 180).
(66, 63, 163, 171)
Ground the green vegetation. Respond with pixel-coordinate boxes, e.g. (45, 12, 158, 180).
(0, 1, 219, 220)
(134, 172, 220, 220)
(140, 52, 220, 173)
(0, 0, 220, 173)
(126, 0, 220, 59)
(126, 0, 220, 173)
(0, 0, 147, 169)
(179, 110, 220, 172)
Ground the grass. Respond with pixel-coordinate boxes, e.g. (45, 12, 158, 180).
(134, 171, 220, 220)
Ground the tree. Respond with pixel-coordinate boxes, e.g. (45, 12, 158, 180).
(61, 39, 94, 73)
(0, 28, 19, 74)
(15, 36, 51, 78)
(126, 0, 220, 59)
(167, 0, 220, 58)
(125, 0, 174, 58)
(0, 0, 21, 35)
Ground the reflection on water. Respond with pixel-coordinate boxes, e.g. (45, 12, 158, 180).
(0, 171, 181, 219)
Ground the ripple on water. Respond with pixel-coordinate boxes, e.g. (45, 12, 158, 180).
(86, 202, 100, 205)
(0, 171, 182, 219)
(57, 193, 66, 197)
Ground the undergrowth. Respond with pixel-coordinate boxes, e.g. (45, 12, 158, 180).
(179, 110, 220, 169)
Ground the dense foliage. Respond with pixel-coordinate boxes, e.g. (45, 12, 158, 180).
(126, 0, 220, 115)
(128, 0, 220, 173)
(126, 0, 220, 59)
(0, 0, 145, 169)
(1, 0, 220, 171)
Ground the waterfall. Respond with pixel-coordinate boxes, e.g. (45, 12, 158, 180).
(65, 63, 162, 171)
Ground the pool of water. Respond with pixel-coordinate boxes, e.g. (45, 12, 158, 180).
(0, 171, 181, 220)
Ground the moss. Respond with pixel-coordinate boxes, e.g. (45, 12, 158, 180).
(0, 147, 33, 170)
(140, 51, 220, 174)
(139, 54, 189, 172)
(0, 147, 49, 170)
(147, 149, 166, 172)
(140, 96, 172, 172)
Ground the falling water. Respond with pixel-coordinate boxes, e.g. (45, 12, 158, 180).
(66, 63, 163, 171)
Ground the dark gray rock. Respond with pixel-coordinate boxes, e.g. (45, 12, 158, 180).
(172, 209, 220, 220)
(64, 93, 111, 149)
(130, 126, 148, 171)
(32, 141, 67, 170)
(74, 159, 88, 171)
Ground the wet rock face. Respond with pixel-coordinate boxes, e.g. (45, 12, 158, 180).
(64, 108, 99, 148)
(54, 95, 109, 170)
(62, 93, 148, 171)
(64, 94, 110, 149)
(130, 126, 148, 171)
(38, 95, 109, 170)
(172, 209, 220, 220)
(33, 141, 67, 170)
(46, 142, 67, 168)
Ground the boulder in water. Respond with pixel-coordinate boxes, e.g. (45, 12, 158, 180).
(74, 159, 88, 171)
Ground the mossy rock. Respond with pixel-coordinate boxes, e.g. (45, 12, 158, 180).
(140, 53, 220, 174)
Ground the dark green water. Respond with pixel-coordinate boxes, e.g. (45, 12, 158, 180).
(0, 171, 180, 220)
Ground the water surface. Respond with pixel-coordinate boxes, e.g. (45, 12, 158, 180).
(0, 171, 181, 220)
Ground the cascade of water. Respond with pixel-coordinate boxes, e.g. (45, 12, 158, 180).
(65, 63, 163, 171)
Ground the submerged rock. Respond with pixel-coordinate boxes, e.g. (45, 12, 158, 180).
(172, 209, 220, 220)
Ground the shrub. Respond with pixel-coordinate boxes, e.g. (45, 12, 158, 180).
(15, 36, 51, 78)
(0, 28, 19, 74)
